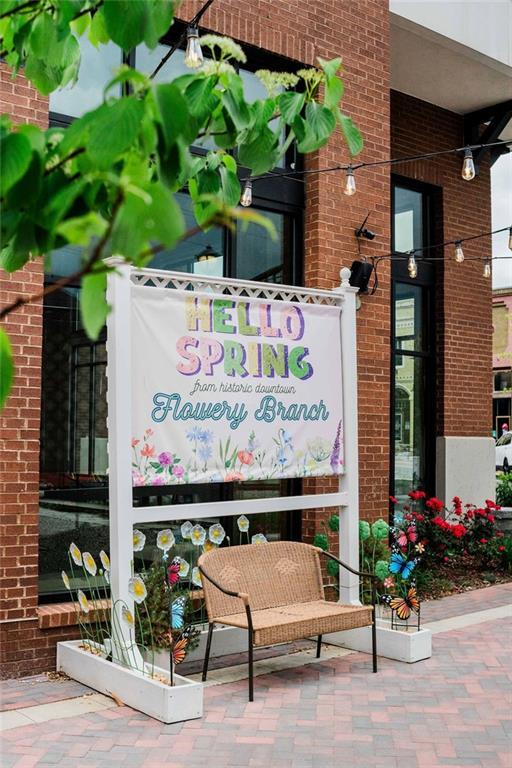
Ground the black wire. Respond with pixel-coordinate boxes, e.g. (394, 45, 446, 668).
(368, 225, 511, 263)
(244, 139, 512, 183)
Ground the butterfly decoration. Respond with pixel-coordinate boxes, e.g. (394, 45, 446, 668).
(382, 586, 420, 620)
(170, 595, 187, 630)
(171, 636, 188, 666)
(395, 526, 418, 548)
(388, 551, 416, 580)
(167, 557, 181, 587)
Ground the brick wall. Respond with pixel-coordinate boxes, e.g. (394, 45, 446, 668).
(391, 91, 492, 438)
(0, 66, 47, 677)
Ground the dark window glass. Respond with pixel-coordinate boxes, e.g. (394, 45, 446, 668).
(235, 211, 292, 283)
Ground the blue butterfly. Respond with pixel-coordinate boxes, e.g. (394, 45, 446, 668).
(388, 551, 416, 580)
(170, 596, 186, 630)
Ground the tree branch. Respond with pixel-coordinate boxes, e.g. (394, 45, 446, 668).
(44, 147, 86, 176)
(0, 191, 124, 321)
(0, 211, 218, 321)
(0, 0, 40, 20)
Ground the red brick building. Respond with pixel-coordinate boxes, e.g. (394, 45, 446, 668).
(1, 1, 509, 678)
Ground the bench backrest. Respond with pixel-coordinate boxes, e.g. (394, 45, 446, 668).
(198, 541, 324, 620)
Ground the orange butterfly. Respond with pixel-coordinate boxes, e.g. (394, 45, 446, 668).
(171, 637, 188, 666)
(383, 586, 420, 620)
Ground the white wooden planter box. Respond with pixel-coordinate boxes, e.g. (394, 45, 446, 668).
(325, 618, 432, 663)
(57, 640, 203, 723)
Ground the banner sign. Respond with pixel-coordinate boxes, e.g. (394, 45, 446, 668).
(130, 287, 344, 486)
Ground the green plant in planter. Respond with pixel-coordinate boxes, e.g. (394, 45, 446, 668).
(497, 472, 512, 507)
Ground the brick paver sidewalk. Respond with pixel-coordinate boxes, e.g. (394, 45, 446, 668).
(1, 583, 511, 768)
(420, 582, 512, 623)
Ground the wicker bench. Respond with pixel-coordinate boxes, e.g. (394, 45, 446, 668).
(198, 541, 377, 700)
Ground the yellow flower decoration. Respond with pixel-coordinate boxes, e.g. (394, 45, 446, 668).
(415, 542, 425, 554)
(69, 542, 82, 566)
(237, 515, 249, 532)
(190, 524, 206, 547)
(61, 571, 70, 590)
(191, 567, 203, 588)
(208, 523, 226, 545)
(133, 529, 146, 552)
(251, 533, 267, 545)
(203, 540, 215, 552)
(77, 590, 90, 613)
(99, 550, 110, 571)
(121, 606, 135, 627)
(177, 558, 190, 578)
(156, 529, 175, 553)
(128, 575, 147, 604)
(82, 552, 97, 577)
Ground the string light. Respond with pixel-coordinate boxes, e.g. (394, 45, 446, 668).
(461, 147, 476, 181)
(344, 166, 357, 196)
(483, 261, 491, 278)
(184, 26, 203, 68)
(454, 241, 465, 263)
(407, 253, 418, 278)
(240, 179, 253, 207)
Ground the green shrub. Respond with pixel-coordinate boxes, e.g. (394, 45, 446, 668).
(496, 472, 512, 507)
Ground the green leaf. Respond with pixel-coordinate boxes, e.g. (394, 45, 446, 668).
(0, 221, 36, 272)
(336, 110, 364, 156)
(88, 8, 110, 46)
(318, 55, 344, 107)
(0, 133, 32, 196)
(101, 0, 148, 51)
(88, 97, 145, 169)
(110, 183, 184, 260)
(57, 213, 108, 246)
(277, 91, 305, 125)
(153, 83, 190, 147)
(0, 328, 14, 411)
(185, 76, 218, 121)
(296, 102, 336, 153)
(80, 270, 109, 340)
(222, 83, 250, 130)
(237, 126, 279, 175)
(6, 151, 42, 207)
(143, 0, 175, 49)
(219, 166, 241, 207)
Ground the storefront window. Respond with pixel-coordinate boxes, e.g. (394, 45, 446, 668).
(391, 181, 436, 508)
(39, 41, 304, 600)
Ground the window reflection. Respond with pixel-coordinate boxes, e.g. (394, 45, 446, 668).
(49, 37, 122, 118)
(149, 193, 224, 277)
(235, 210, 290, 282)
(394, 356, 426, 496)
(395, 283, 425, 353)
(393, 187, 423, 253)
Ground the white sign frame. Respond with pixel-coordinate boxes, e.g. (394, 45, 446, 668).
(106, 263, 360, 643)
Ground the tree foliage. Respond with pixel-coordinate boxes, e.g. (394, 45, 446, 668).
(0, 0, 364, 408)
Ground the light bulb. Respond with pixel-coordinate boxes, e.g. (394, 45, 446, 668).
(184, 27, 203, 68)
(454, 241, 464, 263)
(483, 261, 491, 279)
(508, 226, 512, 251)
(344, 167, 356, 196)
(461, 148, 475, 181)
(240, 180, 252, 207)
(407, 253, 418, 278)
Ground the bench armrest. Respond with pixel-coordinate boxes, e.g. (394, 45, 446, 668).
(198, 564, 250, 607)
(317, 548, 377, 581)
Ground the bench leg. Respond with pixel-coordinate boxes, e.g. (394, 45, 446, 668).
(316, 635, 322, 658)
(202, 623, 214, 682)
(372, 609, 378, 673)
(248, 631, 254, 702)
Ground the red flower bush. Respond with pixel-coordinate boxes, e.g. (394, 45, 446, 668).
(395, 491, 508, 570)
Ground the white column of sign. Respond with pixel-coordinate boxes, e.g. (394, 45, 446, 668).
(106, 261, 135, 646)
(336, 267, 361, 605)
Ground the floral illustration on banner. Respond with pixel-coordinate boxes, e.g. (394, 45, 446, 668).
(131, 420, 344, 487)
